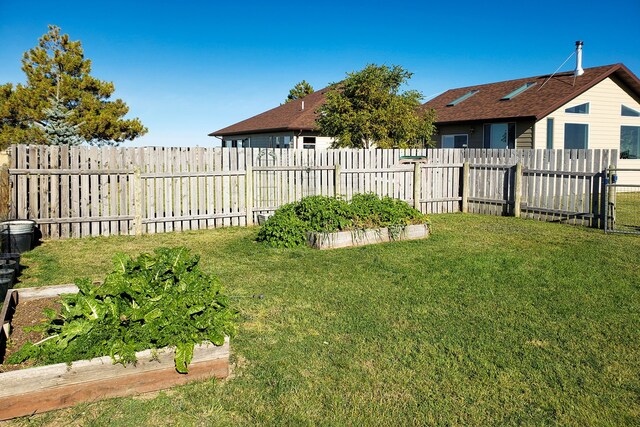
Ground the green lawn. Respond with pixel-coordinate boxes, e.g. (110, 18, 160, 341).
(8, 214, 640, 426)
(614, 191, 640, 232)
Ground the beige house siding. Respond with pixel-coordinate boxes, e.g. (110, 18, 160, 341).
(533, 76, 640, 183)
(293, 134, 334, 150)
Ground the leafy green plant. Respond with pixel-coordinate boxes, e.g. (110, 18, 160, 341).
(7, 247, 236, 373)
(256, 205, 308, 248)
(257, 193, 428, 248)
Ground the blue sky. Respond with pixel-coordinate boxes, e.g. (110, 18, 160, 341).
(1, 0, 639, 147)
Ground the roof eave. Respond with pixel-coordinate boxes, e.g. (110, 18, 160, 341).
(209, 125, 317, 138)
(534, 63, 634, 120)
(435, 115, 537, 126)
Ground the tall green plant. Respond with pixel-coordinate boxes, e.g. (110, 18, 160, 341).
(8, 247, 236, 373)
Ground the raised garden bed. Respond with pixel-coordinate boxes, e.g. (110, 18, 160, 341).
(0, 285, 230, 420)
(306, 223, 430, 249)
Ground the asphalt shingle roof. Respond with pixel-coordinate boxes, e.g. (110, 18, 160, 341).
(210, 64, 640, 137)
(210, 88, 329, 136)
(422, 63, 640, 124)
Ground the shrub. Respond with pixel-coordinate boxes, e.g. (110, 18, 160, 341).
(7, 247, 237, 373)
(257, 193, 428, 248)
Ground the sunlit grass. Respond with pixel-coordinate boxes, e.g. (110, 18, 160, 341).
(614, 191, 640, 232)
(9, 214, 640, 426)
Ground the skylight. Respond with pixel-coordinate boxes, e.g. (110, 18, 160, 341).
(447, 90, 479, 106)
(501, 82, 536, 100)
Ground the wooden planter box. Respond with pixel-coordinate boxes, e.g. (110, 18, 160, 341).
(306, 223, 430, 250)
(0, 285, 230, 420)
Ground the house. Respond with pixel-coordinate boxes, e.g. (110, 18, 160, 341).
(211, 44, 640, 184)
(424, 63, 640, 152)
(209, 87, 334, 150)
(423, 44, 640, 183)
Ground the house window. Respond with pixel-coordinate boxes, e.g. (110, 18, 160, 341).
(621, 105, 640, 117)
(565, 102, 590, 114)
(620, 126, 640, 159)
(546, 118, 554, 149)
(501, 82, 536, 100)
(446, 90, 479, 106)
(564, 123, 588, 149)
(442, 134, 468, 148)
(302, 137, 316, 149)
(483, 123, 515, 149)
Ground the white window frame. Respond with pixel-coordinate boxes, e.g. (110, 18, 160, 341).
(302, 136, 316, 150)
(565, 102, 590, 114)
(564, 123, 589, 149)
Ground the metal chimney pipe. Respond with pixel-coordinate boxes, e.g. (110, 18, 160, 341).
(301, 100, 305, 111)
(575, 41, 584, 77)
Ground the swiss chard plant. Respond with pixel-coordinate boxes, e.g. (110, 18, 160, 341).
(257, 193, 428, 248)
(7, 247, 236, 373)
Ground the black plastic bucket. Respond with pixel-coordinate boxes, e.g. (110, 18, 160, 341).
(1, 220, 36, 254)
(0, 277, 11, 301)
(0, 268, 14, 285)
(0, 254, 20, 274)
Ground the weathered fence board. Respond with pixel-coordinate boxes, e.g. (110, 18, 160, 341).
(8, 146, 616, 239)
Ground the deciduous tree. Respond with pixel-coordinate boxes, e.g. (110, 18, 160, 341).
(0, 25, 147, 148)
(317, 64, 436, 148)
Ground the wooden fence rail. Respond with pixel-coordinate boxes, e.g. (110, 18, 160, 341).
(8, 146, 616, 239)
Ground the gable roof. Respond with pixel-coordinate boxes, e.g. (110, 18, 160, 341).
(211, 63, 640, 137)
(422, 63, 640, 124)
(210, 87, 329, 137)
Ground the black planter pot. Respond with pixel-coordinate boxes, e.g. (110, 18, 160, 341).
(0, 254, 20, 273)
(0, 268, 14, 285)
(1, 220, 36, 254)
(0, 277, 11, 301)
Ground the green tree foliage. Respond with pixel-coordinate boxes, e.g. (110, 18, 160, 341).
(317, 64, 436, 148)
(285, 80, 314, 103)
(0, 25, 147, 148)
(39, 97, 83, 145)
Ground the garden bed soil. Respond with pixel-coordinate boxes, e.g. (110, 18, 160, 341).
(0, 285, 230, 421)
(0, 296, 61, 372)
(306, 223, 430, 249)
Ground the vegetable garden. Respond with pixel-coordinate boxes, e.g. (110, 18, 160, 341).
(1, 213, 639, 425)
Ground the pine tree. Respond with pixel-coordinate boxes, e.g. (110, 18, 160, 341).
(0, 25, 147, 148)
(285, 80, 314, 103)
(39, 97, 83, 145)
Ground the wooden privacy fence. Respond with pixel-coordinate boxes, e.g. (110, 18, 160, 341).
(8, 145, 616, 239)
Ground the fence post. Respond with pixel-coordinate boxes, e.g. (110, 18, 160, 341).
(607, 165, 616, 229)
(514, 162, 523, 218)
(133, 168, 143, 236)
(334, 164, 342, 197)
(0, 165, 9, 220)
(246, 165, 253, 225)
(413, 162, 421, 210)
(461, 162, 469, 213)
